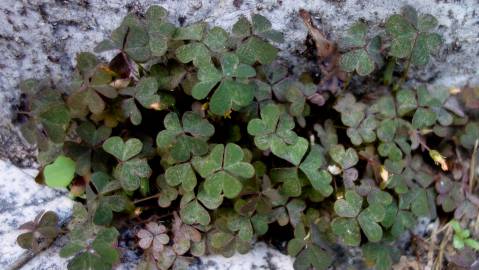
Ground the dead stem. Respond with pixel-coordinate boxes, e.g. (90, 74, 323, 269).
(133, 193, 161, 204)
(298, 9, 334, 59)
(469, 139, 478, 193)
(433, 224, 452, 270)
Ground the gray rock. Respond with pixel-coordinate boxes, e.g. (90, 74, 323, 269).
(0, 160, 71, 269)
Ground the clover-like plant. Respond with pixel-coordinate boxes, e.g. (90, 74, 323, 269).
(450, 220, 479, 252)
(17, 211, 59, 252)
(16, 4, 478, 270)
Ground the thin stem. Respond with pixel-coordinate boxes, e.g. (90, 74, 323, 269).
(469, 139, 478, 193)
(342, 73, 352, 91)
(434, 225, 452, 270)
(383, 57, 395, 86)
(16, 111, 33, 116)
(395, 33, 418, 90)
(133, 193, 161, 204)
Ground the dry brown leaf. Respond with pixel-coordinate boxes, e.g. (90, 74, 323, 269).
(299, 9, 347, 93)
(392, 256, 422, 270)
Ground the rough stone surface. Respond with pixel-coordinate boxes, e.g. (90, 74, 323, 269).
(1, 0, 478, 269)
(0, 160, 72, 269)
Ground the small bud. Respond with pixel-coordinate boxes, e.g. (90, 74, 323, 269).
(224, 110, 232, 119)
(303, 231, 311, 241)
(149, 102, 161, 110)
(379, 165, 389, 189)
(70, 184, 85, 197)
(449, 87, 461, 95)
(110, 78, 131, 89)
(99, 64, 118, 76)
(309, 134, 315, 145)
(420, 128, 434, 135)
(328, 164, 342, 175)
(201, 102, 209, 111)
(429, 150, 448, 171)
(380, 165, 389, 182)
(134, 207, 143, 216)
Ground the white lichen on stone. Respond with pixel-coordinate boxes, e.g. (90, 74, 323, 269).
(0, 160, 72, 269)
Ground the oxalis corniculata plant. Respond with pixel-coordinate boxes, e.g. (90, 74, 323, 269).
(14, 4, 479, 270)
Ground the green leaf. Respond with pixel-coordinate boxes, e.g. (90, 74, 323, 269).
(192, 144, 223, 177)
(232, 16, 251, 38)
(165, 163, 197, 191)
(417, 14, 438, 32)
(76, 52, 98, 76)
(145, 5, 167, 22)
(209, 79, 254, 116)
(270, 168, 302, 197)
(147, 8, 173, 51)
(180, 200, 210, 226)
(460, 122, 479, 149)
(385, 11, 442, 66)
(112, 17, 151, 62)
(196, 143, 254, 198)
(92, 242, 119, 265)
(410, 188, 435, 218)
(287, 238, 305, 257)
(113, 158, 152, 191)
(121, 98, 142, 125)
(465, 239, 479, 251)
(175, 42, 211, 67)
(44, 155, 76, 188)
(329, 145, 359, 169)
(340, 21, 367, 48)
(334, 190, 363, 217)
(252, 14, 272, 34)
(102, 137, 142, 161)
(378, 142, 403, 161)
(134, 77, 160, 108)
(203, 27, 228, 52)
(182, 111, 216, 137)
(39, 104, 71, 143)
(340, 49, 375, 76)
(173, 22, 206, 41)
(334, 94, 365, 127)
(386, 14, 416, 58)
(411, 32, 442, 66)
(271, 136, 309, 166)
(67, 252, 111, 270)
(60, 242, 84, 258)
(77, 122, 111, 146)
(396, 89, 417, 116)
(221, 53, 256, 78)
(377, 119, 397, 142)
(247, 103, 298, 151)
(362, 243, 395, 270)
(331, 217, 361, 246)
(357, 204, 385, 242)
(412, 108, 436, 129)
(373, 96, 397, 119)
(294, 245, 332, 270)
(299, 145, 333, 196)
(191, 63, 222, 99)
(156, 111, 214, 163)
(237, 36, 278, 65)
(93, 203, 113, 225)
